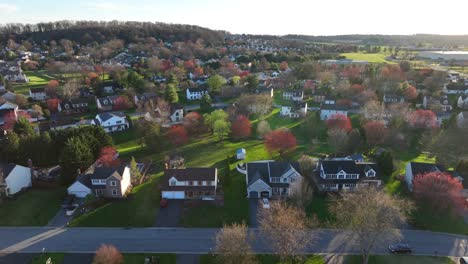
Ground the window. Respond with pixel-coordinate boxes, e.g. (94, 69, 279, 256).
(110, 181, 117, 186)
(170, 180, 177, 186)
(367, 171, 375, 177)
(116, 121, 122, 124)
(189, 181, 193, 186)
(282, 178, 287, 183)
(112, 189, 118, 196)
(207, 181, 213, 186)
(198, 181, 203, 186)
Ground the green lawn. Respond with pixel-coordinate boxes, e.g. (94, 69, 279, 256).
(200, 254, 324, 264)
(346, 255, 454, 264)
(30, 253, 65, 264)
(10, 70, 55, 95)
(340, 53, 394, 64)
(0, 188, 65, 226)
(69, 180, 160, 227)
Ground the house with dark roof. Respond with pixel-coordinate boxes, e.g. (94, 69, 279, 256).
(0, 100, 18, 125)
(313, 160, 381, 192)
(91, 112, 129, 133)
(320, 105, 349, 120)
(405, 162, 447, 191)
(29, 87, 47, 101)
(160, 168, 218, 199)
(0, 162, 32, 197)
(245, 161, 302, 198)
(383, 94, 405, 104)
(57, 99, 89, 114)
(186, 88, 209, 100)
(280, 102, 308, 118)
(283, 90, 304, 102)
(96, 95, 120, 112)
(67, 165, 131, 198)
(134, 92, 158, 107)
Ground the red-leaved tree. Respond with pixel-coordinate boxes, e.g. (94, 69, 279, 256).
(364, 121, 388, 146)
(350, 84, 364, 94)
(98, 146, 121, 167)
(326, 113, 352, 132)
(113, 96, 132, 111)
(93, 244, 123, 264)
(413, 172, 465, 215)
(2, 111, 30, 131)
(403, 85, 418, 100)
(45, 80, 59, 96)
(47, 98, 61, 112)
(167, 125, 189, 146)
(231, 115, 252, 139)
(183, 111, 203, 135)
(264, 129, 297, 157)
(409, 110, 437, 129)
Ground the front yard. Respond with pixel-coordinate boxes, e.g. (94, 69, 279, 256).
(0, 187, 65, 226)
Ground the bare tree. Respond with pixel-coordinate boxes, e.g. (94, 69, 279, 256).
(237, 94, 272, 117)
(214, 223, 257, 264)
(330, 187, 410, 264)
(256, 120, 271, 139)
(289, 178, 314, 210)
(297, 155, 317, 177)
(327, 129, 349, 154)
(93, 244, 123, 264)
(62, 80, 80, 100)
(259, 200, 317, 263)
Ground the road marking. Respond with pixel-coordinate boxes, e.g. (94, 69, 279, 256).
(0, 227, 67, 255)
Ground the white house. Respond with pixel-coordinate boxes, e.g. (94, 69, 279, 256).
(29, 88, 47, 101)
(280, 102, 308, 118)
(91, 112, 129, 133)
(458, 96, 468, 109)
(320, 105, 348, 120)
(283, 90, 304, 101)
(1, 163, 32, 196)
(186, 88, 208, 100)
(457, 112, 468, 128)
(160, 168, 218, 200)
(236, 148, 246, 160)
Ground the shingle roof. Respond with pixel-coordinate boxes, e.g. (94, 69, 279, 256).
(164, 168, 217, 182)
(0, 162, 17, 180)
(84, 166, 127, 181)
(409, 162, 445, 176)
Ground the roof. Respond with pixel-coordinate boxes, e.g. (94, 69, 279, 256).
(321, 104, 350, 111)
(283, 90, 303, 96)
(187, 88, 208, 93)
(246, 161, 301, 187)
(237, 148, 246, 154)
(409, 162, 445, 176)
(30, 87, 45, 93)
(136, 92, 158, 101)
(0, 162, 17, 180)
(97, 112, 126, 122)
(320, 160, 378, 178)
(84, 166, 127, 181)
(164, 168, 217, 182)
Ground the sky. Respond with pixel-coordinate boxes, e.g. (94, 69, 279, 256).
(1, 0, 468, 36)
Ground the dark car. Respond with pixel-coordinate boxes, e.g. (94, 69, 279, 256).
(388, 243, 412, 254)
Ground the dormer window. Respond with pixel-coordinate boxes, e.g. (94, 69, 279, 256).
(367, 170, 375, 177)
(170, 179, 177, 186)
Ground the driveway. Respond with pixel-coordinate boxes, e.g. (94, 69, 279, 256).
(249, 199, 259, 227)
(154, 200, 183, 227)
(47, 209, 72, 227)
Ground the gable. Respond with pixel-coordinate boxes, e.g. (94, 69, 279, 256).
(248, 178, 272, 191)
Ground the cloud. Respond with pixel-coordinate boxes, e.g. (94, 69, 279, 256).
(85, 2, 128, 11)
(0, 4, 18, 13)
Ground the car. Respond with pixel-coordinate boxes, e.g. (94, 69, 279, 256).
(262, 198, 270, 209)
(66, 206, 77, 216)
(61, 195, 76, 208)
(460, 257, 468, 264)
(388, 243, 412, 254)
(160, 198, 168, 208)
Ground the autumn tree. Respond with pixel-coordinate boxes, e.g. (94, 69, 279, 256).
(364, 121, 388, 146)
(93, 244, 123, 264)
(214, 223, 257, 264)
(45, 80, 59, 97)
(183, 111, 204, 135)
(326, 113, 352, 132)
(47, 98, 61, 112)
(331, 187, 410, 264)
(327, 129, 349, 154)
(403, 84, 418, 100)
(62, 79, 80, 99)
(409, 110, 437, 129)
(413, 172, 464, 215)
(213, 119, 230, 141)
(98, 146, 120, 167)
(256, 120, 271, 139)
(231, 115, 252, 139)
(259, 200, 316, 263)
(166, 125, 189, 146)
(15, 94, 28, 108)
(264, 129, 297, 158)
(207, 74, 226, 94)
(112, 96, 132, 111)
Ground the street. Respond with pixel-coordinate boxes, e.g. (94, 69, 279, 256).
(1, 227, 468, 257)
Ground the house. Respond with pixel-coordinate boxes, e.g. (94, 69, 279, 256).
(186, 88, 208, 100)
(58, 99, 90, 114)
(324, 96, 336, 105)
(160, 168, 218, 199)
(96, 95, 120, 112)
(283, 90, 304, 101)
(0, 162, 32, 197)
(1, 90, 16, 103)
(38, 117, 82, 132)
(405, 162, 447, 191)
(458, 96, 468, 109)
(146, 104, 184, 124)
(134, 92, 158, 106)
(236, 148, 246, 160)
(0, 100, 18, 125)
(245, 161, 302, 198)
(256, 87, 274, 97)
(280, 102, 308, 118)
(320, 105, 348, 120)
(29, 88, 47, 101)
(383, 94, 405, 104)
(91, 113, 129, 133)
(67, 165, 131, 198)
(457, 112, 468, 128)
(0, 61, 28, 83)
(0, 85, 5, 92)
(313, 159, 381, 192)
(423, 95, 452, 112)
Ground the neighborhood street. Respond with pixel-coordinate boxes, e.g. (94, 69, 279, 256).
(1, 227, 468, 257)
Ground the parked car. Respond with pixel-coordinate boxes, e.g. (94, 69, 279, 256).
(262, 198, 270, 209)
(61, 195, 76, 208)
(388, 243, 412, 254)
(160, 198, 168, 208)
(66, 206, 77, 216)
(460, 257, 468, 264)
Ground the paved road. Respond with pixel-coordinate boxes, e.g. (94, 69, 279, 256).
(1, 228, 468, 257)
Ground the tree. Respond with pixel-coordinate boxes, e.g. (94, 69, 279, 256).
(364, 121, 388, 146)
(13, 116, 34, 137)
(427, 128, 468, 166)
(279, 61, 289, 71)
(207, 74, 226, 93)
(327, 129, 349, 154)
(403, 85, 418, 100)
(200, 93, 213, 113)
(0, 131, 19, 162)
(409, 110, 437, 129)
(213, 119, 230, 141)
(59, 136, 94, 184)
(165, 83, 179, 104)
(256, 120, 271, 139)
(30, 104, 43, 118)
(346, 128, 364, 154)
(47, 98, 61, 112)
(413, 172, 464, 215)
(112, 96, 132, 111)
(331, 187, 409, 264)
(130, 156, 142, 185)
(399, 60, 411, 72)
(214, 223, 257, 264)
(264, 129, 297, 158)
(183, 111, 204, 135)
(243, 74, 259, 92)
(46, 80, 60, 96)
(98, 146, 120, 167)
(15, 94, 28, 107)
(376, 150, 394, 176)
(259, 200, 315, 263)
(298, 155, 316, 177)
(62, 79, 79, 99)
(231, 115, 252, 139)
(237, 94, 272, 117)
(289, 178, 313, 210)
(93, 244, 123, 264)
(166, 125, 189, 146)
(204, 109, 228, 133)
(326, 113, 352, 132)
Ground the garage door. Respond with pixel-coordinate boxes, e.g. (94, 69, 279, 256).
(71, 191, 90, 198)
(249, 191, 259, 198)
(162, 191, 185, 199)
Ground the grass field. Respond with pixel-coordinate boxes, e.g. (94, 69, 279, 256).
(30, 253, 65, 264)
(10, 70, 55, 95)
(340, 53, 394, 64)
(200, 254, 324, 264)
(0, 188, 65, 226)
(346, 255, 454, 264)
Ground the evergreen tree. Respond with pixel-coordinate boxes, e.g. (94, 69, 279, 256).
(13, 116, 34, 137)
(59, 136, 94, 184)
(165, 83, 179, 104)
(200, 93, 213, 113)
(130, 156, 143, 185)
(377, 151, 394, 176)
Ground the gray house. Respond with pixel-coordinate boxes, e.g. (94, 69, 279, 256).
(245, 161, 302, 198)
